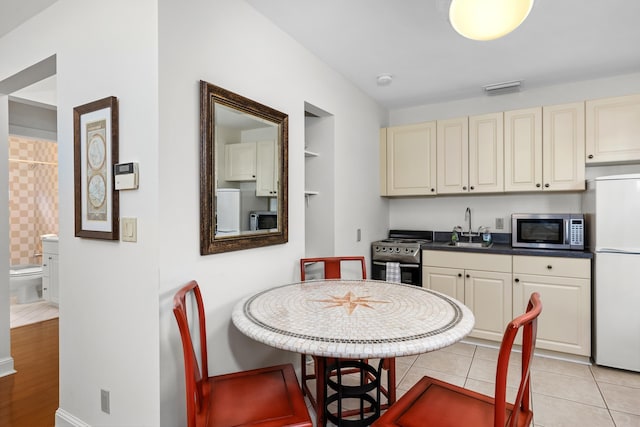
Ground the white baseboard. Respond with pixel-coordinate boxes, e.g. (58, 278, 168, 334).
(0, 356, 16, 378)
(55, 408, 90, 427)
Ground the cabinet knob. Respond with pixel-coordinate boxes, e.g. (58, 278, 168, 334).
(514, 278, 520, 283)
(43, 263, 47, 267)
(588, 154, 594, 159)
(470, 186, 474, 190)
(430, 188, 435, 192)
(466, 274, 470, 278)
(536, 183, 541, 188)
(544, 183, 550, 188)
(458, 273, 462, 277)
(547, 265, 553, 270)
(462, 186, 467, 190)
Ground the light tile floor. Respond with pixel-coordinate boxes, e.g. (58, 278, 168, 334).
(305, 341, 640, 426)
(9, 298, 59, 328)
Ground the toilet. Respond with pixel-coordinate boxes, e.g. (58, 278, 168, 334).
(9, 264, 43, 304)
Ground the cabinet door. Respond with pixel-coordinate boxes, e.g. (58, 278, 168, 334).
(437, 117, 469, 194)
(224, 142, 256, 181)
(49, 254, 59, 305)
(543, 102, 585, 191)
(384, 122, 437, 196)
(513, 274, 590, 356)
(504, 107, 542, 192)
(465, 270, 512, 342)
(469, 113, 504, 193)
(42, 256, 51, 301)
(423, 266, 464, 301)
(586, 94, 640, 164)
(256, 140, 277, 197)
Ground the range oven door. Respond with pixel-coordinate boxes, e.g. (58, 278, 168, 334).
(372, 261, 422, 286)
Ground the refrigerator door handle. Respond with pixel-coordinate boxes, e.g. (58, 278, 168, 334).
(597, 247, 640, 255)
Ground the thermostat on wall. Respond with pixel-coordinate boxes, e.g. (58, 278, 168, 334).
(114, 162, 139, 190)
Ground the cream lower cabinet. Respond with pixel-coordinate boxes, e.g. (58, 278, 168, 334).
(513, 256, 591, 356)
(423, 251, 512, 341)
(380, 122, 437, 196)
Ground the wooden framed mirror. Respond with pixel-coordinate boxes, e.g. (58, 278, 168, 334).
(200, 81, 288, 254)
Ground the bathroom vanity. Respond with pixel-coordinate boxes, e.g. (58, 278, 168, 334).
(42, 236, 59, 305)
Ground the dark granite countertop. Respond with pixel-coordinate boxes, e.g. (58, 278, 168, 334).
(421, 231, 593, 259)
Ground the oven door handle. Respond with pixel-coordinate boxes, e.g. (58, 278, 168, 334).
(373, 261, 420, 268)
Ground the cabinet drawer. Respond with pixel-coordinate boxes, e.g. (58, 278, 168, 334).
(423, 250, 511, 273)
(513, 256, 590, 278)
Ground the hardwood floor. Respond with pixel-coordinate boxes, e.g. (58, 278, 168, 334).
(0, 318, 58, 427)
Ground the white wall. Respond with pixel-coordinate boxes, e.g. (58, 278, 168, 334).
(0, 1, 160, 425)
(388, 73, 640, 233)
(0, 96, 11, 378)
(157, 0, 387, 425)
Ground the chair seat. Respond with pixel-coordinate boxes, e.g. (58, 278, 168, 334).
(373, 376, 532, 427)
(209, 364, 311, 427)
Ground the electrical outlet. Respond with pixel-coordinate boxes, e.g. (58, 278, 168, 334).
(495, 217, 504, 230)
(101, 389, 110, 414)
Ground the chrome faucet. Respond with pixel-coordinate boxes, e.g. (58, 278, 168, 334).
(464, 207, 472, 242)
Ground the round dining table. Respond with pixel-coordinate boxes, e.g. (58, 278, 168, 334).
(231, 279, 475, 426)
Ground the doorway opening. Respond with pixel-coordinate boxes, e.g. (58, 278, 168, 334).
(304, 102, 334, 257)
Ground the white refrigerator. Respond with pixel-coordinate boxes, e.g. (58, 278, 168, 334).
(584, 174, 640, 372)
(216, 188, 240, 236)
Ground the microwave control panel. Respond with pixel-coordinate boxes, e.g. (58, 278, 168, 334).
(570, 219, 584, 246)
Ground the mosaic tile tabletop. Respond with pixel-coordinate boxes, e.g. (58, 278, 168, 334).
(232, 279, 475, 359)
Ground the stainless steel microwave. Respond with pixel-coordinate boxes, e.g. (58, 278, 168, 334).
(512, 214, 584, 250)
(249, 211, 277, 231)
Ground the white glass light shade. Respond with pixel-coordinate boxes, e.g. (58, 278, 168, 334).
(449, 0, 535, 41)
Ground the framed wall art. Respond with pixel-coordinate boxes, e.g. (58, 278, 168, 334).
(73, 96, 119, 240)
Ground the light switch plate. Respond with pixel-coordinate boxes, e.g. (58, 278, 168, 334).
(121, 217, 137, 242)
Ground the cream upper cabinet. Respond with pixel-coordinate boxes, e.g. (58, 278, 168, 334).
(542, 102, 585, 191)
(505, 104, 585, 192)
(423, 251, 512, 342)
(586, 93, 640, 164)
(504, 107, 543, 192)
(256, 140, 277, 197)
(469, 113, 504, 193)
(224, 142, 256, 181)
(380, 122, 437, 196)
(513, 256, 591, 356)
(437, 117, 468, 194)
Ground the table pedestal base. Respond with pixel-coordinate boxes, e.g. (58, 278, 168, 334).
(324, 359, 383, 427)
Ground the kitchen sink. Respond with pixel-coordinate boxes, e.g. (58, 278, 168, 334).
(442, 241, 493, 249)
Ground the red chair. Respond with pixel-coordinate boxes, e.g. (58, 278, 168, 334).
(299, 257, 396, 419)
(173, 280, 312, 427)
(373, 292, 542, 427)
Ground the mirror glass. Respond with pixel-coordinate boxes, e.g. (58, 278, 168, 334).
(200, 81, 288, 254)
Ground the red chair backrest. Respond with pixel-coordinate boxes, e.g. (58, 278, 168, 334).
(173, 280, 209, 427)
(494, 292, 542, 427)
(300, 256, 367, 281)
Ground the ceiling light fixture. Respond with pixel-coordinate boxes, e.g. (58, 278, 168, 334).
(449, 0, 535, 41)
(376, 74, 393, 86)
(483, 80, 522, 95)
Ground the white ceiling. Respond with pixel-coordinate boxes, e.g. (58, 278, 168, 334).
(246, 0, 640, 109)
(0, 0, 58, 38)
(2, 1, 639, 110)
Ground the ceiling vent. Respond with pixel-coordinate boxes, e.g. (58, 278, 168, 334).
(483, 80, 522, 95)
